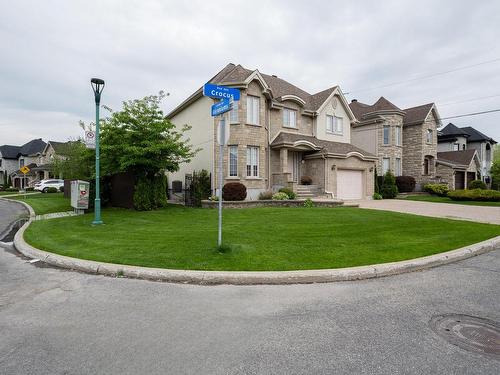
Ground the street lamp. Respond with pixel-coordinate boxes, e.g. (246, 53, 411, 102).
(91, 78, 105, 225)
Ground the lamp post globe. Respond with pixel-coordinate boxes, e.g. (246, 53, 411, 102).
(90, 78, 105, 225)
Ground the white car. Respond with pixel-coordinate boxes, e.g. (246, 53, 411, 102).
(34, 179, 64, 193)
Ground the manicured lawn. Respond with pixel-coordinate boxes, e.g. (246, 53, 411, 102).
(24, 206, 500, 271)
(9, 193, 72, 215)
(401, 195, 500, 207)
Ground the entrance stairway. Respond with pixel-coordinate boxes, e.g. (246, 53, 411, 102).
(295, 184, 320, 199)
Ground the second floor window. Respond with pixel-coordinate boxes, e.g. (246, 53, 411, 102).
(326, 115, 343, 134)
(383, 126, 390, 145)
(283, 108, 297, 128)
(229, 101, 239, 123)
(246, 96, 260, 125)
(395, 126, 401, 146)
(427, 129, 433, 143)
(246, 146, 259, 177)
(229, 146, 238, 177)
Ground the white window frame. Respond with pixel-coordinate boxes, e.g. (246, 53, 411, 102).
(283, 108, 297, 128)
(395, 126, 401, 146)
(228, 145, 238, 177)
(382, 157, 390, 174)
(427, 129, 433, 144)
(246, 146, 259, 177)
(229, 101, 239, 124)
(395, 158, 402, 176)
(334, 116, 343, 134)
(326, 115, 334, 133)
(246, 96, 260, 125)
(383, 126, 390, 145)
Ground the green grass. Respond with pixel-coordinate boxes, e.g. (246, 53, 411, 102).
(24, 206, 500, 271)
(9, 193, 72, 215)
(401, 195, 500, 207)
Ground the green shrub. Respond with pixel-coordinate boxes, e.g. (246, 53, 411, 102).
(222, 182, 247, 201)
(26, 187, 34, 192)
(424, 183, 449, 197)
(303, 198, 314, 207)
(46, 187, 58, 193)
(448, 189, 500, 202)
(380, 171, 398, 199)
(468, 180, 487, 190)
(373, 192, 383, 200)
(395, 176, 416, 193)
(272, 192, 289, 200)
(258, 190, 273, 200)
(5, 187, 18, 192)
(300, 176, 312, 185)
(209, 195, 219, 201)
(133, 176, 153, 210)
(191, 170, 211, 206)
(133, 173, 168, 211)
(278, 187, 296, 199)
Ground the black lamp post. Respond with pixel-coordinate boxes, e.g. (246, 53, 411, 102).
(90, 78, 105, 224)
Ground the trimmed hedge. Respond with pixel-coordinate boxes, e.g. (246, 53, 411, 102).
(468, 180, 487, 190)
(258, 190, 273, 200)
(424, 183, 449, 197)
(272, 192, 289, 200)
(448, 189, 500, 202)
(395, 176, 416, 193)
(278, 187, 296, 199)
(222, 182, 247, 201)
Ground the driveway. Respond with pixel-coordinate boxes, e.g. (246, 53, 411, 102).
(359, 199, 500, 225)
(1, 202, 499, 374)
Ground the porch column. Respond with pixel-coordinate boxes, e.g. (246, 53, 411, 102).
(280, 148, 288, 173)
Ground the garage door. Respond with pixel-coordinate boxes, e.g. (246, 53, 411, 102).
(337, 170, 363, 200)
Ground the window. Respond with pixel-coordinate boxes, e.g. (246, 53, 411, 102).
(462, 144, 466, 150)
(395, 126, 401, 146)
(334, 116, 343, 133)
(383, 126, 390, 145)
(246, 146, 259, 177)
(326, 115, 334, 132)
(424, 158, 429, 175)
(382, 157, 390, 174)
(395, 158, 402, 176)
(283, 108, 297, 128)
(427, 129, 433, 143)
(246, 96, 260, 125)
(229, 101, 239, 123)
(453, 143, 459, 151)
(326, 115, 343, 134)
(228, 146, 238, 177)
(20, 159, 25, 168)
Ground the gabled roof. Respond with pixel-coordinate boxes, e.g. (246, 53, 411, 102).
(438, 123, 470, 138)
(437, 150, 477, 167)
(19, 138, 46, 156)
(46, 140, 74, 155)
(0, 145, 21, 159)
(348, 97, 403, 121)
(167, 63, 346, 117)
(461, 126, 496, 144)
(403, 103, 435, 126)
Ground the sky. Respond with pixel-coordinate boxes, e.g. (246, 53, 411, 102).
(1, 0, 499, 145)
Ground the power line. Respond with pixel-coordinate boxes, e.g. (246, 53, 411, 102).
(345, 57, 500, 95)
(439, 108, 500, 121)
(438, 94, 500, 107)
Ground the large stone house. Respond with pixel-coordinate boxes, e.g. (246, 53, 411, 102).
(438, 123, 497, 184)
(349, 97, 441, 190)
(0, 139, 46, 188)
(167, 63, 377, 200)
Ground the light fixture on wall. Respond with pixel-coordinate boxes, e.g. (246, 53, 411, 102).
(331, 164, 336, 171)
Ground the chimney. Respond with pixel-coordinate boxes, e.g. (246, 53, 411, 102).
(272, 74, 277, 78)
(351, 99, 358, 103)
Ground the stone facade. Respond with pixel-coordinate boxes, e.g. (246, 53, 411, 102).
(375, 114, 404, 176)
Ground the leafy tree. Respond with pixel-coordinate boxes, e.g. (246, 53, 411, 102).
(380, 171, 398, 199)
(51, 141, 94, 180)
(491, 160, 500, 190)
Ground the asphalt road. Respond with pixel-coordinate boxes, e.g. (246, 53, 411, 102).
(0, 201, 499, 374)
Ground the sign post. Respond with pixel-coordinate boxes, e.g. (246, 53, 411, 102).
(20, 166, 30, 198)
(203, 84, 240, 247)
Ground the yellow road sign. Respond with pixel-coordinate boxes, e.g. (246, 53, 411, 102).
(20, 166, 30, 174)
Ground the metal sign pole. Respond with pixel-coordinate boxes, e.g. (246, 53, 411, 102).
(217, 114, 225, 247)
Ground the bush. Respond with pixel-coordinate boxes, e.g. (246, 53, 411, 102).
(303, 198, 314, 207)
(380, 171, 398, 199)
(468, 180, 487, 190)
(209, 195, 219, 201)
(133, 173, 168, 210)
(25, 187, 34, 192)
(278, 187, 296, 199)
(395, 176, 416, 193)
(222, 182, 247, 201)
(4, 187, 18, 192)
(191, 170, 211, 206)
(58, 186, 64, 192)
(448, 189, 500, 202)
(272, 192, 289, 200)
(300, 176, 312, 185)
(373, 192, 383, 200)
(258, 190, 273, 200)
(424, 183, 449, 197)
(45, 187, 58, 193)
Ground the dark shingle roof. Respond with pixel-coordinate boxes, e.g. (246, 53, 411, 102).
(461, 126, 496, 144)
(439, 123, 470, 137)
(0, 145, 21, 159)
(348, 97, 402, 120)
(20, 138, 46, 156)
(271, 132, 376, 158)
(437, 150, 477, 166)
(403, 103, 434, 125)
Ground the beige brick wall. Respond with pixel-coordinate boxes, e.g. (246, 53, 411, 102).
(269, 100, 313, 140)
(376, 114, 404, 176)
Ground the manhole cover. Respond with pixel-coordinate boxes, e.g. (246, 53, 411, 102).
(430, 314, 500, 360)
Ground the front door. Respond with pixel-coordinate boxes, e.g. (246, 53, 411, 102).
(455, 171, 465, 190)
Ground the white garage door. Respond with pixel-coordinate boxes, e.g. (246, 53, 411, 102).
(337, 169, 363, 200)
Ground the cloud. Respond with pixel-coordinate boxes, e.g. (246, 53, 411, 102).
(1, 0, 499, 145)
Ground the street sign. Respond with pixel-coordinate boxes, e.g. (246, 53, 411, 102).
(217, 116, 230, 145)
(211, 98, 233, 117)
(85, 130, 96, 149)
(203, 83, 240, 101)
(20, 166, 30, 174)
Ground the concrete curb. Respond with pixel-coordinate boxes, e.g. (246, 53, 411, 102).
(13, 212, 500, 284)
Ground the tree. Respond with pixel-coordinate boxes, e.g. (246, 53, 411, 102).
(380, 171, 398, 199)
(51, 141, 94, 180)
(99, 91, 198, 210)
(491, 160, 500, 191)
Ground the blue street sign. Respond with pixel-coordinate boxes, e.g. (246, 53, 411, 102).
(211, 98, 233, 117)
(203, 83, 240, 101)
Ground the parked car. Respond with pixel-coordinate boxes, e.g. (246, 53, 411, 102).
(34, 179, 64, 193)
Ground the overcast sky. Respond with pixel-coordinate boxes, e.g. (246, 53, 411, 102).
(1, 0, 499, 145)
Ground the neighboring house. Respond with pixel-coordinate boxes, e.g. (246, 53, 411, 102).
(438, 123, 497, 183)
(350, 98, 441, 190)
(167, 63, 377, 200)
(31, 140, 74, 181)
(435, 150, 480, 190)
(0, 139, 46, 188)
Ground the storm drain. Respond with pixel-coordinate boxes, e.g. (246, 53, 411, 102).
(430, 314, 500, 360)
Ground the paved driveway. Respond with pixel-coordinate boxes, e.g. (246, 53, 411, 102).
(359, 199, 500, 225)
